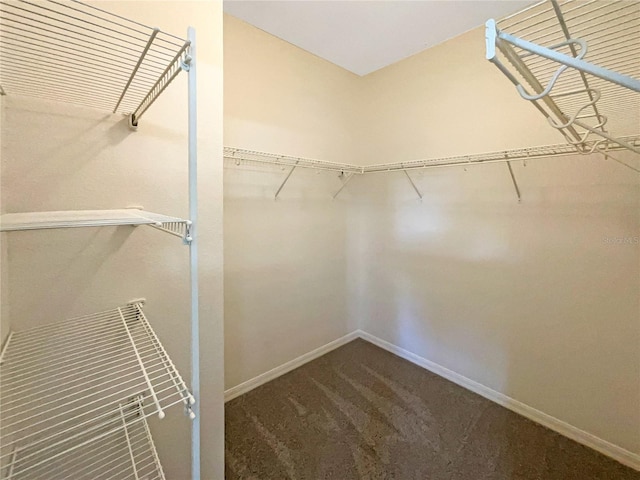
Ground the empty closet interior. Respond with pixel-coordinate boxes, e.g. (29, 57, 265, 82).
(0, 0, 638, 478)
(222, 0, 639, 477)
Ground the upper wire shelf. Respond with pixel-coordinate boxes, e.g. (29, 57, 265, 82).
(224, 147, 364, 174)
(0, 209, 193, 243)
(0, 302, 194, 480)
(225, 135, 640, 174)
(0, 0, 191, 126)
(486, 0, 640, 157)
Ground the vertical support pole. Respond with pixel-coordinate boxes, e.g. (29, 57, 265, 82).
(506, 161, 522, 202)
(403, 170, 423, 200)
(187, 26, 200, 480)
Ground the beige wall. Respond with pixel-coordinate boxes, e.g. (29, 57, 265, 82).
(351, 25, 640, 457)
(224, 14, 361, 164)
(224, 14, 358, 389)
(358, 27, 561, 163)
(0, 2, 224, 478)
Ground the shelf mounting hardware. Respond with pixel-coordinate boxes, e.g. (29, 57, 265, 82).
(275, 160, 299, 199)
(506, 161, 522, 203)
(333, 173, 354, 199)
(403, 170, 423, 200)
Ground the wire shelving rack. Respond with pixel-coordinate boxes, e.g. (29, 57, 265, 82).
(0, 1, 201, 477)
(0, 0, 191, 126)
(0, 302, 194, 479)
(485, 0, 640, 156)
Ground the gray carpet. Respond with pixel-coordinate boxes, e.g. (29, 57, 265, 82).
(225, 339, 639, 480)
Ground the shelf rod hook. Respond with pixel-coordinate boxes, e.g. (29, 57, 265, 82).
(333, 173, 354, 199)
(506, 161, 521, 203)
(113, 28, 159, 114)
(275, 161, 298, 199)
(404, 170, 423, 200)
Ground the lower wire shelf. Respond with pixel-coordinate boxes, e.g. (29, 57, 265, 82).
(0, 302, 194, 479)
(5, 397, 166, 480)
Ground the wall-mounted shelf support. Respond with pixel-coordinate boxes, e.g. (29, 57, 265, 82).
(332, 173, 354, 199)
(506, 162, 522, 202)
(403, 170, 423, 200)
(275, 162, 298, 199)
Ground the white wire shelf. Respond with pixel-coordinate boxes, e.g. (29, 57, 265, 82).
(0, 0, 191, 125)
(3, 397, 166, 480)
(486, 0, 640, 156)
(224, 147, 364, 174)
(0, 209, 192, 242)
(0, 302, 195, 479)
(224, 135, 640, 174)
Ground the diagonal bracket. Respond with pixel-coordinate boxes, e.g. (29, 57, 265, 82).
(333, 173, 355, 199)
(275, 161, 298, 199)
(506, 161, 521, 202)
(404, 170, 423, 200)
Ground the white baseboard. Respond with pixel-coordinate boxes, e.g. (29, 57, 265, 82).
(224, 330, 360, 402)
(357, 330, 640, 472)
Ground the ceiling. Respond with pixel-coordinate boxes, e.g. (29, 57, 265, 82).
(223, 1, 537, 76)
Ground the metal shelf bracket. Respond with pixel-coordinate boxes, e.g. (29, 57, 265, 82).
(274, 161, 299, 199)
(403, 170, 423, 200)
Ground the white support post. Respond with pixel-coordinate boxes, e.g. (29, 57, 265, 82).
(187, 26, 200, 480)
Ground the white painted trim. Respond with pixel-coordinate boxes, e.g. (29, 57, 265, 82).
(356, 330, 640, 472)
(224, 331, 360, 402)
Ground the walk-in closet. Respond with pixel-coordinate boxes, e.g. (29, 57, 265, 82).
(1, 0, 639, 479)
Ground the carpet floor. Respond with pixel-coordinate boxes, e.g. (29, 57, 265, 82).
(225, 339, 639, 480)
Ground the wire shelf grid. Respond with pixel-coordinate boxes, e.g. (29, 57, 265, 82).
(488, 0, 640, 155)
(0, 303, 194, 479)
(224, 135, 640, 175)
(0, 0, 191, 124)
(3, 397, 166, 480)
